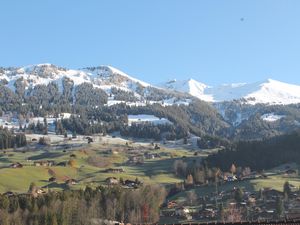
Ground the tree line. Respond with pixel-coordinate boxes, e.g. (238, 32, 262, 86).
(0, 184, 166, 225)
(0, 128, 26, 149)
(206, 130, 300, 171)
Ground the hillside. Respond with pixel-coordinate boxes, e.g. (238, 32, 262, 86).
(1, 63, 300, 141)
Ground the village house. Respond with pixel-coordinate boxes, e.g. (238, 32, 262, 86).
(284, 169, 298, 176)
(57, 161, 67, 167)
(106, 177, 119, 185)
(3, 191, 14, 197)
(128, 155, 144, 164)
(34, 160, 55, 167)
(223, 173, 238, 182)
(167, 200, 178, 209)
(29, 187, 47, 198)
(124, 179, 141, 188)
(198, 208, 217, 220)
(144, 152, 160, 159)
(48, 177, 57, 182)
(105, 168, 125, 173)
(10, 162, 23, 168)
(175, 206, 192, 220)
(65, 179, 78, 185)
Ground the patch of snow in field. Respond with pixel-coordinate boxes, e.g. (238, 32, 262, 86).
(261, 113, 285, 122)
(128, 114, 172, 126)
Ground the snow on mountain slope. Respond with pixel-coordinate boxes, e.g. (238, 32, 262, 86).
(2, 63, 300, 106)
(160, 79, 213, 102)
(160, 78, 300, 105)
(0, 64, 150, 96)
(261, 113, 285, 122)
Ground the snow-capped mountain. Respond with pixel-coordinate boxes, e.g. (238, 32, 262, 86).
(0, 64, 149, 95)
(1, 63, 300, 106)
(0, 64, 193, 106)
(160, 78, 300, 105)
(160, 79, 213, 102)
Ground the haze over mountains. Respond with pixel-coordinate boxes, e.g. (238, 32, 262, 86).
(1, 63, 300, 106)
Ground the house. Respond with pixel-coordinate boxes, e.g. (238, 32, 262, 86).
(3, 191, 14, 197)
(124, 179, 141, 188)
(223, 174, 238, 182)
(86, 137, 93, 143)
(128, 155, 144, 164)
(263, 188, 282, 199)
(284, 169, 297, 176)
(105, 168, 125, 173)
(144, 152, 160, 159)
(57, 161, 67, 167)
(199, 208, 217, 219)
(65, 179, 78, 185)
(29, 187, 47, 197)
(34, 160, 54, 167)
(70, 154, 77, 158)
(167, 201, 177, 209)
(175, 206, 190, 217)
(48, 177, 57, 182)
(10, 162, 23, 168)
(106, 177, 119, 185)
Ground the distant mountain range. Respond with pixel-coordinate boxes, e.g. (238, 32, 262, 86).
(159, 78, 300, 105)
(1, 63, 300, 105)
(1, 63, 300, 141)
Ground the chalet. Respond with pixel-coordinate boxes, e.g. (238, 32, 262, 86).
(154, 144, 160, 150)
(86, 137, 93, 143)
(263, 188, 282, 199)
(128, 155, 144, 164)
(144, 152, 160, 159)
(167, 200, 178, 209)
(30, 188, 47, 198)
(57, 161, 67, 167)
(124, 179, 141, 188)
(34, 160, 54, 167)
(48, 177, 57, 182)
(10, 162, 23, 168)
(3, 191, 14, 197)
(106, 177, 119, 185)
(65, 179, 78, 185)
(105, 168, 125, 173)
(199, 208, 217, 219)
(175, 206, 190, 217)
(223, 174, 238, 182)
(284, 169, 298, 176)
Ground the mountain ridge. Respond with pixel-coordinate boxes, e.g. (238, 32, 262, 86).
(1, 63, 300, 105)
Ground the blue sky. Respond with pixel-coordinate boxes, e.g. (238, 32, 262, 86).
(0, 0, 300, 85)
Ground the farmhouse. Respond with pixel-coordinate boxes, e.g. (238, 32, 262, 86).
(48, 177, 57, 182)
(34, 160, 55, 167)
(167, 200, 177, 209)
(144, 152, 160, 159)
(105, 168, 125, 173)
(124, 179, 141, 188)
(65, 179, 78, 185)
(106, 177, 119, 185)
(10, 162, 23, 168)
(128, 155, 144, 164)
(175, 206, 191, 218)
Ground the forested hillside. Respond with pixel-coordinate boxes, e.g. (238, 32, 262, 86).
(206, 130, 300, 171)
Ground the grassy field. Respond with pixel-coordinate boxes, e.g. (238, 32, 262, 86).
(169, 173, 300, 204)
(0, 137, 198, 193)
